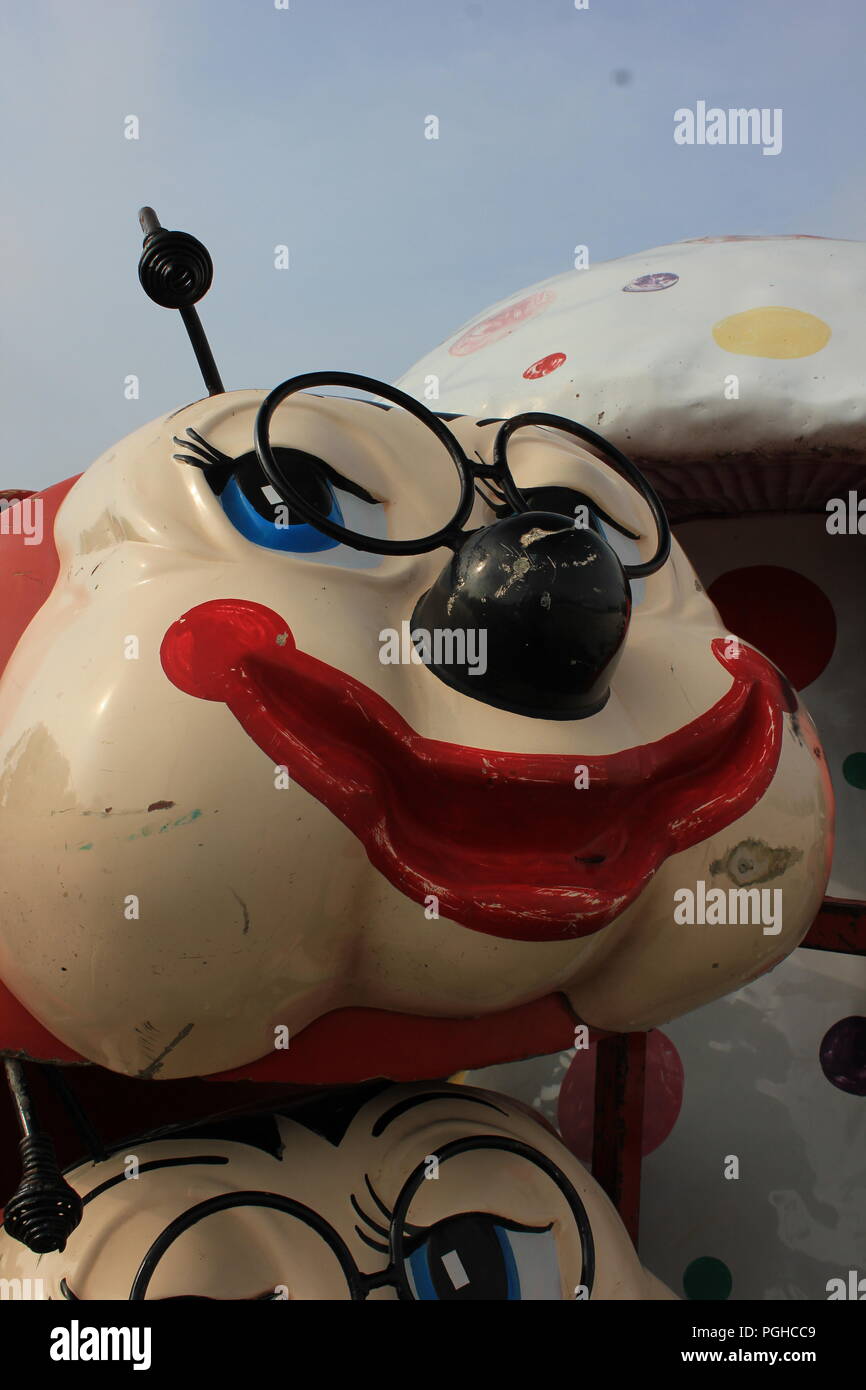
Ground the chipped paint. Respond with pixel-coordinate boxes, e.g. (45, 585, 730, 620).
(710, 837, 804, 886)
(493, 554, 531, 597)
(520, 525, 568, 547)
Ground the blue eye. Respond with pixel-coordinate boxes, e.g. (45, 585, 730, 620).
(404, 1215, 560, 1300)
(220, 468, 343, 554)
(216, 447, 387, 567)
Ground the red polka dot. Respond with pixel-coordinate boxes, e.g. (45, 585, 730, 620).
(556, 1029, 684, 1160)
(706, 566, 836, 691)
(523, 352, 567, 379)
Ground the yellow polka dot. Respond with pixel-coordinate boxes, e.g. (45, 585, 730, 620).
(712, 306, 831, 358)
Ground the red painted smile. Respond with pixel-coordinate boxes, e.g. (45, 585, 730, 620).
(161, 601, 788, 943)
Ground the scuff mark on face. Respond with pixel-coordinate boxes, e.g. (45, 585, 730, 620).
(0, 725, 74, 813)
(70, 809, 204, 850)
(710, 837, 804, 885)
(136, 1021, 195, 1079)
(125, 810, 203, 844)
(229, 887, 251, 935)
(78, 508, 145, 552)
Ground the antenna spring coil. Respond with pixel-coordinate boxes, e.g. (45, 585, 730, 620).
(138, 227, 214, 309)
(3, 1135, 83, 1254)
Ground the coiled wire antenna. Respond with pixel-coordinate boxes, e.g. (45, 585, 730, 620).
(137, 206, 224, 396)
(2, 1059, 83, 1253)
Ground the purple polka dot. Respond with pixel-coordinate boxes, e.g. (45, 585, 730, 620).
(819, 1017, 866, 1096)
(623, 272, 679, 293)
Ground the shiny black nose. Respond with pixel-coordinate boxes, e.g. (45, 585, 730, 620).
(411, 512, 631, 718)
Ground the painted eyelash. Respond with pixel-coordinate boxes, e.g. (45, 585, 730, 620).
(172, 427, 234, 470)
(472, 450, 513, 517)
(354, 1224, 389, 1256)
(351, 1176, 393, 1255)
(398, 1214, 555, 1261)
(351, 1192, 390, 1255)
(172, 428, 237, 490)
(351, 1192, 388, 1239)
(172, 427, 381, 507)
(350, 1175, 556, 1261)
(475, 480, 511, 513)
(351, 1173, 426, 1256)
(364, 1173, 394, 1223)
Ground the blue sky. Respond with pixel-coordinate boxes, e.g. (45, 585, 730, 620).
(2, 0, 865, 489)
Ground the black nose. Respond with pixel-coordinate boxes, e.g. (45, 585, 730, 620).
(411, 512, 631, 718)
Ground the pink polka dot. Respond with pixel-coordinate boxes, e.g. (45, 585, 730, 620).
(557, 1029, 684, 1160)
(448, 290, 555, 357)
(523, 352, 567, 380)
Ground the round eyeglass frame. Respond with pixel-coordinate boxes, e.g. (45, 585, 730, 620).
(493, 412, 671, 579)
(254, 371, 524, 556)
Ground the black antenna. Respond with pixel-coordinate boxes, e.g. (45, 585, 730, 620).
(137, 207, 225, 396)
(2, 1059, 83, 1253)
(42, 1063, 108, 1164)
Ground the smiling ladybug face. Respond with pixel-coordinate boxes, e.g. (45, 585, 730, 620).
(0, 387, 832, 1079)
(0, 1082, 674, 1301)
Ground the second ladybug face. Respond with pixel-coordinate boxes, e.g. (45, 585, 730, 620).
(0, 1082, 673, 1301)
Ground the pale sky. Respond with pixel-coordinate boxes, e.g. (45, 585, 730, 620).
(2, 0, 865, 489)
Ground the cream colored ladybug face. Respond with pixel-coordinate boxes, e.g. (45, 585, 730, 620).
(0, 389, 832, 1078)
(0, 1084, 672, 1301)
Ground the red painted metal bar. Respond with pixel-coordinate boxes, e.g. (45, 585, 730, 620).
(800, 898, 866, 955)
(591, 1030, 647, 1246)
